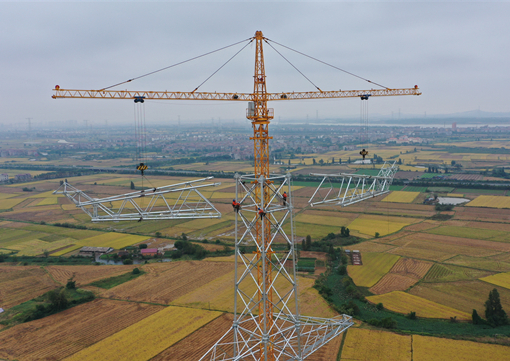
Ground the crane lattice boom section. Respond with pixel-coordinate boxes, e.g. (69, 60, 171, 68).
(52, 87, 420, 101)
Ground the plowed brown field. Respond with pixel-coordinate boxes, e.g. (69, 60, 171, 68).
(370, 273, 420, 294)
(0, 299, 164, 361)
(46, 265, 137, 286)
(102, 261, 233, 304)
(391, 258, 433, 278)
(0, 265, 58, 308)
(369, 258, 432, 294)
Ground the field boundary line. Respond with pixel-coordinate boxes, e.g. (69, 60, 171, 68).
(41, 265, 63, 286)
(149, 311, 225, 360)
(336, 329, 348, 361)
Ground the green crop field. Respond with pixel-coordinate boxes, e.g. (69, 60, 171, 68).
(297, 258, 316, 272)
(402, 186, 428, 192)
(347, 252, 400, 287)
(454, 188, 506, 195)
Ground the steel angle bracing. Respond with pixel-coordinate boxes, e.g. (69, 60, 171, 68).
(53, 177, 221, 222)
(308, 161, 398, 207)
(200, 173, 354, 361)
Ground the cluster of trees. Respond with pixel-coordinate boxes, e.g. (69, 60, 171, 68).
(301, 232, 354, 254)
(53, 222, 87, 230)
(24, 282, 94, 323)
(172, 240, 208, 259)
(472, 289, 509, 327)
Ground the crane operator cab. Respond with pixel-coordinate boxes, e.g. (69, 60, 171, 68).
(360, 149, 368, 160)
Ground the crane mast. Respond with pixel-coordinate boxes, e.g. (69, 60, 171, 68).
(247, 31, 275, 360)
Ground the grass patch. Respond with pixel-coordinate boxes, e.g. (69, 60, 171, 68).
(88, 269, 144, 289)
(0, 287, 95, 327)
(297, 258, 316, 272)
(402, 186, 428, 192)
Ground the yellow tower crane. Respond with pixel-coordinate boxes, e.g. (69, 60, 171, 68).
(53, 30, 420, 361)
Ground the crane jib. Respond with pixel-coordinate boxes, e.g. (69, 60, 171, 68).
(52, 87, 421, 101)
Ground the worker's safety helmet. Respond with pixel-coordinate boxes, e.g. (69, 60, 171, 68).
(233, 199, 236, 202)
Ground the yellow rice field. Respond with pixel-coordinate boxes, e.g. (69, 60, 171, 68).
(0, 198, 26, 210)
(0, 192, 22, 200)
(340, 328, 411, 361)
(367, 291, 470, 319)
(78, 232, 148, 249)
(64, 306, 221, 361)
(479, 271, 510, 290)
(36, 197, 59, 206)
(447, 193, 464, 197)
(466, 195, 510, 209)
(7, 238, 74, 256)
(413, 334, 510, 361)
(347, 253, 400, 287)
(347, 215, 413, 237)
(382, 191, 420, 203)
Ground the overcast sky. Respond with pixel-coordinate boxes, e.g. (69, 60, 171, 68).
(1, 1, 509, 128)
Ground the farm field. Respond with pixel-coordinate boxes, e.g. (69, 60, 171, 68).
(369, 258, 433, 294)
(0, 265, 58, 308)
(340, 328, 510, 361)
(46, 265, 138, 286)
(366, 291, 471, 319)
(347, 214, 415, 237)
(172, 267, 335, 318)
(0, 299, 164, 361)
(3, 171, 510, 358)
(479, 271, 510, 290)
(347, 253, 400, 287)
(381, 191, 420, 203)
(101, 261, 234, 304)
(65, 306, 221, 361)
(466, 195, 510, 208)
(408, 280, 510, 316)
(340, 328, 411, 361)
(413, 334, 510, 361)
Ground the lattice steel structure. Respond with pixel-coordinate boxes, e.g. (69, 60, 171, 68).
(308, 161, 398, 207)
(200, 173, 354, 361)
(53, 177, 221, 222)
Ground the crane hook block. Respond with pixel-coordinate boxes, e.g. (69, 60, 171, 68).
(134, 96, 145, 103)
(360, 94, 371, 100)
(360, 149, 368, 160)
(137, 162, 148, 175)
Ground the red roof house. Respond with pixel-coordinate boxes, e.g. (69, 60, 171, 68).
(141, 248, 159, 257)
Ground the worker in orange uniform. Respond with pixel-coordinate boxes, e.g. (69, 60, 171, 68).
(232, 199, 241, 212)
(282, 191, 288, 206)
(258, 207, 266, 219)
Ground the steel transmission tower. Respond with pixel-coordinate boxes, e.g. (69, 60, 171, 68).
(200, 31, 354, 361)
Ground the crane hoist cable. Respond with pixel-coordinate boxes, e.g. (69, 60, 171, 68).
(265, 38, 391, 90)
(359, 94, 370, 160)
(99, 37, 253, 91)
(191, 39, 253, 93)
